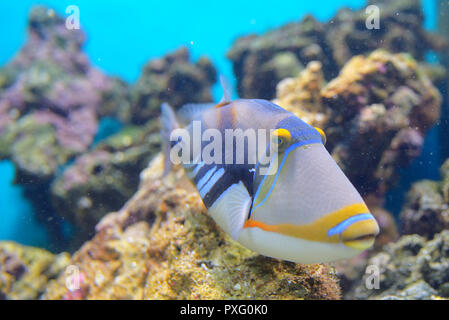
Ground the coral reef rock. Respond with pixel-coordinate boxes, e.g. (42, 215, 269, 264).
(275, 50, 441, 195)
(129, 47, 217, 124)
(0, 6, 216, 186)
(228, 0, 445, 99)
(0, 242, 69, 300)
(400, 158, 449, 239)
(324, 50, 441, 194)
(228, 15, 330, 99)
(0, 6, 128, 184)
(50, 122, 161, 242)
(326, 0, 445, 68)
(274, 61, 326, 128)
(349, 230, 449, 300)
(43, 155, 341, 300)
(0, 6, 217, 243)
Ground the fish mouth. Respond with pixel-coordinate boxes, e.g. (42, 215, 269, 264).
(327, 212, 379, 251)
(342, 232, 377, 250)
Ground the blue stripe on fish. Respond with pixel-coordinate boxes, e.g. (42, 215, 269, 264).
(192, 161, 205, 177)
(197, 166, 217, 191)
(200, 167, 225, 198)
(275, 116, 318, 138)
(252, 128, 322, 184)
(327, 213, 373, 237)
(253, 144, 271, 184)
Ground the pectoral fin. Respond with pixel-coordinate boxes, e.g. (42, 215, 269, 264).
(209, 181, 252, 241)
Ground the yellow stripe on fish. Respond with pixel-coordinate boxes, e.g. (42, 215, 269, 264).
(243, 203, 378, 243)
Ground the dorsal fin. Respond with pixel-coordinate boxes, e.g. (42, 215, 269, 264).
(177, 102, 215, 124)
(216, 75, 233, 108)
(176, 76, 234, 120)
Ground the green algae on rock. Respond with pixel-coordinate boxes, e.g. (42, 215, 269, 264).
(43, 155, 341, 300)
(0, 242, 70, 300)
(50, 121, 161, 244)
(0, 114, 74, 184)
(0, 6, 125, 176)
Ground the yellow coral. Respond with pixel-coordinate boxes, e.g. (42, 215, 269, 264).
(0, 242, 70, 300)
(273, 61, 327, 128)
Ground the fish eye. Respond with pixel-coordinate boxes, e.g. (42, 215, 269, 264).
(272, 128, 291, 152)
(278, 137, 288, 152)
(272, 136, 285, 147)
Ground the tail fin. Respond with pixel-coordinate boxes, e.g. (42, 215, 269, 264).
(161, 103, 179, 176)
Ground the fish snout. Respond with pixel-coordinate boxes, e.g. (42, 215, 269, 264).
(327, 213, 380, 251)
(340, 214, 379, 250)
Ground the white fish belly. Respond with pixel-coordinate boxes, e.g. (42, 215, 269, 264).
(237, 227, 361, 264)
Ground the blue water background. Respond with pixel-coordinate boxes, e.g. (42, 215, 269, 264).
(0, 0, 438, 248)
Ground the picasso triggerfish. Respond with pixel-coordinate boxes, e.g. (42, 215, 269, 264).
(161, 78, 379, 263)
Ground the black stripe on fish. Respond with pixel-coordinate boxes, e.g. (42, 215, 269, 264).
(202, 164, 254, 209)
(193, 162, 214, 186)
